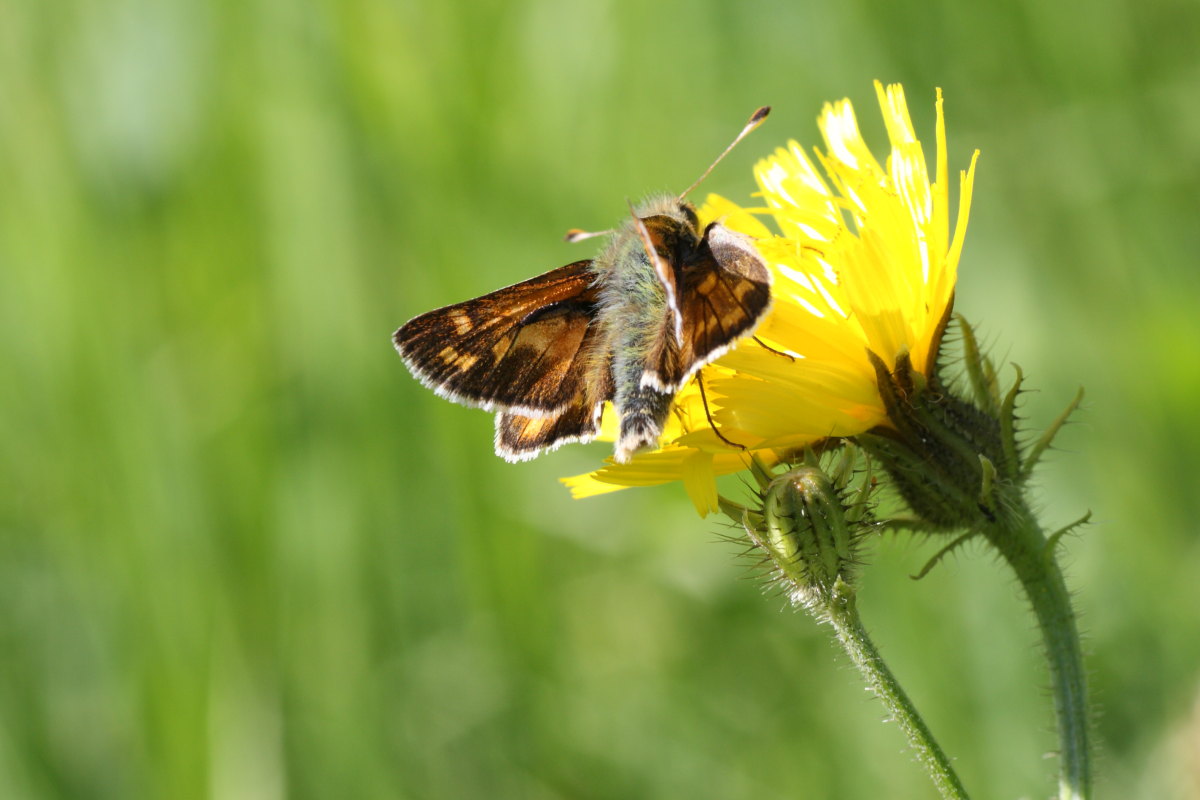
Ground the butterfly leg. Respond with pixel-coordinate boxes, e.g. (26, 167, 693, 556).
(753, 336, 795, 361)
(695, 370, 747, 451)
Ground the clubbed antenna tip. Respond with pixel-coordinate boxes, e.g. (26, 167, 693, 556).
(678, 106, 772, 202)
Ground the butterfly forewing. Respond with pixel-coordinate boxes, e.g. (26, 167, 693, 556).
(636, 215, 685, 346)
(643, 222, 772, 390)
(679, 224, 772, 365)
(394, 260, 602, 416)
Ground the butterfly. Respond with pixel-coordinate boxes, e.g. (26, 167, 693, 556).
(393, 108, 773, 464)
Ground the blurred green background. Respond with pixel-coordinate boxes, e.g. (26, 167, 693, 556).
(3, 0, 1199, 797)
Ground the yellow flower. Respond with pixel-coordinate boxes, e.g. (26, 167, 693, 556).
(562, 82, 979, 516)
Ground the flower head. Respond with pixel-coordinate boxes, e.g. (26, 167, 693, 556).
(563, 82, 979, 515)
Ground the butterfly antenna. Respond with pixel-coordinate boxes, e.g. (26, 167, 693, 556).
(678, 106, 771, 202)
(563, 227, 614, 243)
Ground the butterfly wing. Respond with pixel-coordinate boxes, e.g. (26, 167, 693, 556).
(394, 260, 602, 417)
(494, 362, 614, 462)
(643, 223, 772, 390)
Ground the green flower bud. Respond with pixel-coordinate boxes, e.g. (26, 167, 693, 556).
(860, 348, 1011, 531)
(752, 459, 872, 616)
(858, 316, 1084, 559)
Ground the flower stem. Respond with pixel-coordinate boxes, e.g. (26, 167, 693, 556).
(980, 502, 1091, 800)
(824, 585, 971, 800)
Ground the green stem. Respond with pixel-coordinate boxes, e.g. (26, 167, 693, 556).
(825, 587, 971, 800)
(981, 502, 1090, 800)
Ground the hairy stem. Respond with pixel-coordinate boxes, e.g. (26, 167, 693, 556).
(982, 502, 1090, 800)
(825, 588, 972, 800)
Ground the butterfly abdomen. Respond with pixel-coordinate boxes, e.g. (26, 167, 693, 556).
(614, 385, 673, 462)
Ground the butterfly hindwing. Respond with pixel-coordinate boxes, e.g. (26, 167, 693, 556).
(495, 363, 614, 461)
(394, 261, 601, 416)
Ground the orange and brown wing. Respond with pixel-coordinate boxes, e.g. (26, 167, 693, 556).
(494, 363, 614, 462)
(394, 260, 601, 416)
(643, 223, 771, 390)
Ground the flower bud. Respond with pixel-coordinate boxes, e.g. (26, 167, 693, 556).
(861, 349, 1010, 531)
(756, 462, 869, 615)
